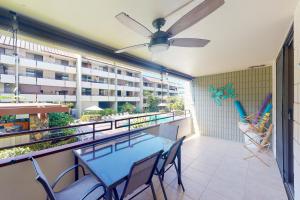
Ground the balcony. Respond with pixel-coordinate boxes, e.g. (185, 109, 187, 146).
(116, 85, 140, 92)
(0, 74, 15, 83)
(143, 86, 155, 91)
(19, 76, 36, 84)
(81, 95, 116, 102)
(116, 96, 140, 102)
(81, 67, 115, 78)
(116, 74, 140, 82)
(35, 94, 76, 102)
(36, 78, 76, 88)
(0, 112, 286, 200)
(0, 54, 15, 65)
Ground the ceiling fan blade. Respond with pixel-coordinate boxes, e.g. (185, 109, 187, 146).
(167, 0, 225, 37)
(115, 43, 148, 53)
(116, 12, 153, 38)
(169, 38, 210, 47)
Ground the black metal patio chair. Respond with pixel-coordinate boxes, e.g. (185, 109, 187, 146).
(113, 150, 163, 200)
(155, 136, 186, 200)
(158, 124, 179, 141)
(31, 157, 105, 200)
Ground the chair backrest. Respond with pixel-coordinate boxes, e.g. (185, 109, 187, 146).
(31, 158, 56, 200)
(159, 124, 179, 141)
(121, 150, 163, 199)
(161, 136, 185, 172)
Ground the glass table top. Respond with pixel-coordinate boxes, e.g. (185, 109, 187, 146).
(73, 132, 175, 187)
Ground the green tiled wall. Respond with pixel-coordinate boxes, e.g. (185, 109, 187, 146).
(192, 66, 272, 142)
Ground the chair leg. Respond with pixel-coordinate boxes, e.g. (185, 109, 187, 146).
(158, 175, 168, 200)
(174, 163, 185, 192)
(150, 181, 157, 200)
(113, 188, 119, 200)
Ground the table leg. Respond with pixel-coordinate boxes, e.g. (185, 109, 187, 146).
(74, 156, 79, 181)
(177, 147, 182, 185)
(105, 188, 113, 200)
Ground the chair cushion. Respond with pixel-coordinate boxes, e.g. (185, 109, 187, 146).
(55, 175, 104, 200)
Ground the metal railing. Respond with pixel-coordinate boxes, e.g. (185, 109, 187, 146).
(0, 110, 190, 153)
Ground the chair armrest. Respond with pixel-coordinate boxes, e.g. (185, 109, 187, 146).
(51, 164, 86, 189)
(80, 183, 106, 200)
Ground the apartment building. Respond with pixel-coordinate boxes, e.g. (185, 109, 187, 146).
(0, 35, 182, 115)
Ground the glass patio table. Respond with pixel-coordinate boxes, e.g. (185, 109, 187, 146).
(73, 132, 182, 200)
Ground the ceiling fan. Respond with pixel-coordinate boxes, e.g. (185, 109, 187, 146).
(115, 0, 225, 54)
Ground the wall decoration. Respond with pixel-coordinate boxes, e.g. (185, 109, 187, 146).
(208, 83, 236, 106)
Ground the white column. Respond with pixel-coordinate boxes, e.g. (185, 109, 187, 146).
(76, 55, 82, 117)
(139, 73, 143, 111)
(113, 63, 118, 112)
(15, 48, 19, 103)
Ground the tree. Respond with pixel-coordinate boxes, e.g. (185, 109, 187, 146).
(144, 91, 160, 112)
(120, 102, 136, 113)
(167, 96, 184, 111)
(48, 112, 74, 127)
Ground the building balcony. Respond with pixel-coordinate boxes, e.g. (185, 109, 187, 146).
(81, 81, 115, 90)
(116, 96, 140, 102)
(0, 54, 15, 65)
(19, 76, 36, 85)
(36, 94, 76, 102)
(116, 85, 140, 92)
(116, 74, 140, 82)
(0, 74, 15, 83)
(36, 78, 76, 88)
(36, 61, 76, 74)
(81, 67, 115, 78)
(143, 86, 155, 91)
(81, 95, 116, 102)
(17, 58, 77, 74)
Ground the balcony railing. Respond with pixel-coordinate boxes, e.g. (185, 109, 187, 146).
(0, 110, 191, 166)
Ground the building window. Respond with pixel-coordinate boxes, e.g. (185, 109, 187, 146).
(82, 88, 91, 95)
(57, 90, 68, 95)
(103, 66, 108, 72)
(126, 71, 133, 77)
(110, 68, 115, 73)
(117, 90, 122, 96)
(26, 53, 43, 61)
(4, 83, 13, 93)
(99, 89, 107, 96)
(82, 75, 92, 82)
(55, 59, 69, 66)
(55, 73, 69, 80)
(117, 69, 122, 74)
(0, 47, 5, 55)
(82, 61, 91, 68)
(26, 69, 43, 78)
(0, 64, 8, 74)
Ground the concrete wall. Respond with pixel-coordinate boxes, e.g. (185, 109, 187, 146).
(192, 67, 272, 142)
(0, 117, 193, 200)
(294, 2, 300, 199)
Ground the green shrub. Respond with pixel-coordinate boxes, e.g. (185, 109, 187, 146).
(48, 112, 74, 127)
(144, 91, 160, 112)
(102, 108, 116, 116)
(120, 102, 136, 113)
(80, 114, 101, 122)
(0, 147, 31, 159)
(0, 137, 78, 159)
(0, 115, 16, 123)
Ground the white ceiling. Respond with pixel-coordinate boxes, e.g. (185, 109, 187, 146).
(0, 0, 298, 76)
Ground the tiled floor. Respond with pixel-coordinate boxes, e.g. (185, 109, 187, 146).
(129, 135, 287, 200)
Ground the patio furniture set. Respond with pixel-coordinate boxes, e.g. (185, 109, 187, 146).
(31, 123, 185, 200)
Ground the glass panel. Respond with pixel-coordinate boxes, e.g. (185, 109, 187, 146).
(74, 133, 174, 187)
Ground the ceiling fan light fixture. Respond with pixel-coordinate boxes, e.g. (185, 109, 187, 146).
(149, 43, 169, 53)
